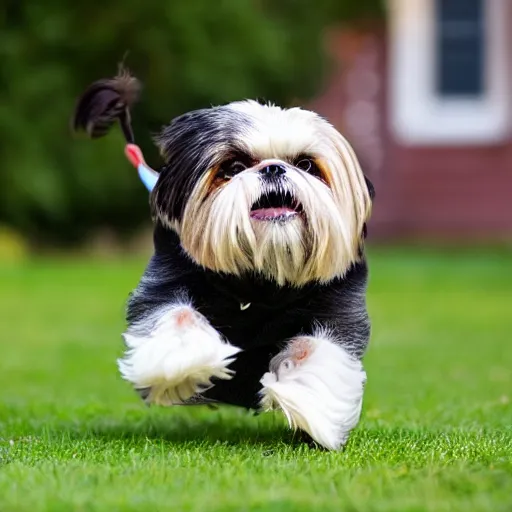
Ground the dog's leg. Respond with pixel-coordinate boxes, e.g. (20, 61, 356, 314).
(259, 330, 366, 450)
(118, 303, 241, 405)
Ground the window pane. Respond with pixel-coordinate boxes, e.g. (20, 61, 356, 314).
(435, 0, 485, 97)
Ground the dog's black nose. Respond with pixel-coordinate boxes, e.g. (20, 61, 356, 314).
(261, 164, 286, 178)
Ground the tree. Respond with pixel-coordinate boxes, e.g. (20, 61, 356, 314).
(0, 0, 383, 245)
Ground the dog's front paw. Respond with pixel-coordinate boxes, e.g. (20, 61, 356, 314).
(118, 305, 241, 405)
(260, 335, 366, 450)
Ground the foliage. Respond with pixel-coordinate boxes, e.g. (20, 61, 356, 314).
(0, 0, 383, 245)
(1, 248, 511, 510)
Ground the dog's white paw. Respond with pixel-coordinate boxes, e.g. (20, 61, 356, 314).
(260, 334, 366, 450)
(118, 305, 241, 405)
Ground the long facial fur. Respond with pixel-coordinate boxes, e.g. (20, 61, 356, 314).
(151, 100, 372, 287)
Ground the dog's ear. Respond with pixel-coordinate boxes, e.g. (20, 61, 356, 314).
(362, 176, 375, 240)
(364, 175, 375, 201)
(72, 67, 141, 144)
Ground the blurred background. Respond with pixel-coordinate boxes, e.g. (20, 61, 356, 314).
(1, 0, 510, 258)
(1, 5, 511, 505)
(1, 1, 511, 505)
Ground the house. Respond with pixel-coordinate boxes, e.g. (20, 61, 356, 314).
(311, 0, 512, 241)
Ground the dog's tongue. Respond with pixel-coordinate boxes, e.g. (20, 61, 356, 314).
(250, 207, 296, 220)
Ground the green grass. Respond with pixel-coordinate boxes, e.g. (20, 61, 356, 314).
(1, 247, 511, 511)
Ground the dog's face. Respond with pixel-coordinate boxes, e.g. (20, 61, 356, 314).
(151, 100, 373, 286)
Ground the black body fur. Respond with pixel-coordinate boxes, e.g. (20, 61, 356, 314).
(127, 222, 371, 410)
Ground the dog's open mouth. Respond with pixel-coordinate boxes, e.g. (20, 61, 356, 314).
(250, 191, 302, 221)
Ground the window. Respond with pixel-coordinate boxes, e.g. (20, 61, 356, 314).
(435, 0, 485, 97)
(389, 0, 510, 145)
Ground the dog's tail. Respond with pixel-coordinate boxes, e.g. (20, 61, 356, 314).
(71, 67, 158, 192)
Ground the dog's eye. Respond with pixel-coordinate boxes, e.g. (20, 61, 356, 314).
(220, 160, 247, 180)
(296, 158, 313, 172)
(296, 157, 323, 180)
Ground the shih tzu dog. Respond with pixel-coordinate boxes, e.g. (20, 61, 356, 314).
(73, 69, 374, 450)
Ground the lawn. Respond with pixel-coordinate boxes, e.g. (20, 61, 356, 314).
(0, 247, 511, 511)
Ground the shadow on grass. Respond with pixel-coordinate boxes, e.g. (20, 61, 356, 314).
(17, 406, 511, 461)
(41, 406, 319, 450)
(83, 417, 510, 457)
(90, 420, 299, 448)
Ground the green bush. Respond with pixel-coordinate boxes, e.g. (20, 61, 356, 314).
(0, 0, 383, 245)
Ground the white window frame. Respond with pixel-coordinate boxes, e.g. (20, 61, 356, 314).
(388, 0, 511, 145)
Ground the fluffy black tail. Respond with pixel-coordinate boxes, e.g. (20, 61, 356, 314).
(72, 68, 141, 144)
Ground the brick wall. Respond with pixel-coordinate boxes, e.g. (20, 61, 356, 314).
(310, 22, 512, 241)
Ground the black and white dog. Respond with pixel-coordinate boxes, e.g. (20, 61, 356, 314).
(73, 71, 374, 450)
